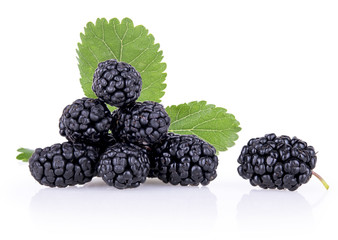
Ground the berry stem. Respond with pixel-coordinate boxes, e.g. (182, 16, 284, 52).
(312, 171, 329, 190)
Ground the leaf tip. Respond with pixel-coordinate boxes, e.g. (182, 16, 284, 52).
(95, 17, 108, 26)
(109, 17, 121, 25)
(121, 17, 134, 26)
(16, 148, 34, 163)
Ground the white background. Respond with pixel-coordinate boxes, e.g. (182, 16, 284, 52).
(0, 0, 337, 239)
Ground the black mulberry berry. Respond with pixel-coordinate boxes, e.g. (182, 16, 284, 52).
(59, 97, 112, 144)
(237, 133, 317, 191)
(29, 142, 99, 187)
(111, 101, 170, 147)
(92, 59, 142, 107)
(151, 133, 218, 186)
(97, 143, 150, 189)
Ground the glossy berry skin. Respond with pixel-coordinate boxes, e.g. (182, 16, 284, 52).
(150, 133, 218, 186)
(237, 133, 317, 191)
(92, 59, 142, 107)
(29, 142, 99, 187)
(97, 143, 150, 189)
(59, 97, 112, 144)
(111, 101, 170, 147)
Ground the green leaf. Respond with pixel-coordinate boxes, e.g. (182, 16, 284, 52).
(16, 148, 34, 162)
(77, 17, 167, 103)
(166, 101, 241, 152)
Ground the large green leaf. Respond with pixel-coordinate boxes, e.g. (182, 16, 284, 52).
(166, 101, 241, 152)
(77, 18, 167, 102)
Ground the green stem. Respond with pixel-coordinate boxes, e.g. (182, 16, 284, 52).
(312, 171, 329, 190)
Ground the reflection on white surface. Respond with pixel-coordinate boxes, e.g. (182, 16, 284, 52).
(237, 189, 314, 231)
(30, 178, 217, 231)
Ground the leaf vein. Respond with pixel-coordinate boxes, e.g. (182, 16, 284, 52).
(170, 108, 208, 126)
(129, 47, 150, 65)
(140, 53, 158, 73)
(87, 47, 99, 62)
(88, 23, 118, 60)
(78, 50, 96, 70)
(120, 22, 129, 61)
(191, 111, 224, 129)
(141, 77, 163, 92)
(124, 31, 144, 46)
(111, 21, 122, 61)
(175, 106, 182, 121)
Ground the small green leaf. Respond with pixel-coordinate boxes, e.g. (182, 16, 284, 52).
(166, 101, 241, 152)
(16, 148, 34, 162)
(77, 17, 167, 103)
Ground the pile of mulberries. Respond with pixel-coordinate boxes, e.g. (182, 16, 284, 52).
(29, 59, 219, 189)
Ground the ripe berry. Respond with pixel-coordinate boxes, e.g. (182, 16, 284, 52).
(237, 133, 329, 191)
(92, 59, 142, 107)
(97, 143, 150, 189)
(150, 133, 218, 186)
(29, 142, 99, 187)
(111, 101, 170, 147)
(59, 97, 112, 144)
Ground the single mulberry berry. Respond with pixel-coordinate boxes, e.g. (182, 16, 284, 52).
(97, 143, 150, 189)
(59, 97, 112, 144)
(150, 133, 218, 186)
(92, 59, 142, 107)
(237, 133, 328, 191)
(29, 142, 99, 187)
(111, 101, 170, 147)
